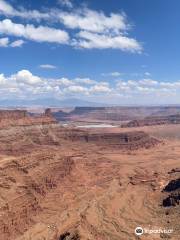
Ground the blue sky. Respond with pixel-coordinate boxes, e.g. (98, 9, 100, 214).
(0, 0, 180, 104)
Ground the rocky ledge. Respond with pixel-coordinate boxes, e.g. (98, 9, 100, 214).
(64, 130, 161, 150)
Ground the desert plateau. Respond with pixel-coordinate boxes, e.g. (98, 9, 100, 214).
(0, 107, 179, 240)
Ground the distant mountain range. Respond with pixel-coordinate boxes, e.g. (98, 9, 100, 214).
(0, 98, 109, 107)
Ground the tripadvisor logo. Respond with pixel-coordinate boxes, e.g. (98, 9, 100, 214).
(135, 227, 144, 236)
(135, 226, 173, 236)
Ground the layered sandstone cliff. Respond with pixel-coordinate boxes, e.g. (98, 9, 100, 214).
(64, 130, 160, 150)
(0, 110, 27, 119)
(0, 109, 57, 129)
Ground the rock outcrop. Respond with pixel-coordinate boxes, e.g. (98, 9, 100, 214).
(163, 192, 180, 207)
(59, 231, 80, 240)
(162, 178, 180, 207)
(163, 179, 180, 192)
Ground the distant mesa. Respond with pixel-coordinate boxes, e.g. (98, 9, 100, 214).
(53, 106, 180, 123)
(53, 106, 135, 121)
(0, 108, 57, 128)
(121, 115, 180, 128)
(0, 109, 27, 120)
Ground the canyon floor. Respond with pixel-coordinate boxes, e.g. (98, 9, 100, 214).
(0, 121, 179, 240)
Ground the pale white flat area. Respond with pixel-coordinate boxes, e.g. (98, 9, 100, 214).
(76, 124, 117, 128)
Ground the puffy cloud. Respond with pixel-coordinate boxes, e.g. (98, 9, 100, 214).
(0, 0, 127, 34)
(90, 84, 112, 94)
(0, 0, 50, 20)
(74, 77, 97, 85)
(58, 9, 127, 33)
(0, 37, 24, 47)
(0, 1, 142, 52)
(58, 8, 142, 52)
(1, 69, 180, 103)
(116, 79, 159, 91)
(0, 0, 126, 35)
(55, 77, 73, 86)
(12, 70, 43, 86)
(0, 19, 69, 44)
(73, 31, 142, 52)
(64, 85, 88, 94)
(136, 86, 155, 93)
(39, 64, 57, 69)
(159, 82, 180, 88)
(139, 79, 158, 86)
(116, 81, 131, 92)
(54, 77, 97, 87)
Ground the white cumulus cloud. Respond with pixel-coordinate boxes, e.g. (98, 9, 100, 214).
(0, 0, 51, 20)
(58, 9, 127, 33)
(1, 69, 180, 104)
(73, 31, 142, 52)
(0, 19, 69, 44)
(12, 69, 43, 86)
(0, 1, 142, 52)
(64, 85, 88, 94)
(90, 84, 112, 94)
(0, 37, 24, 47)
